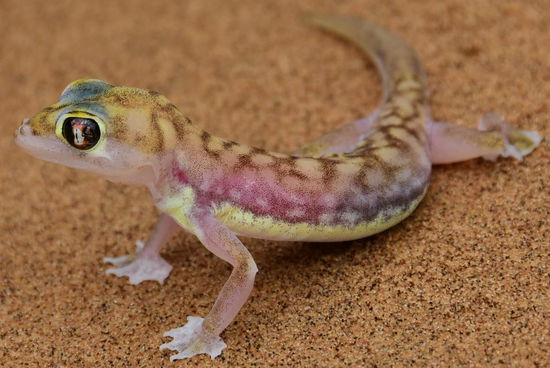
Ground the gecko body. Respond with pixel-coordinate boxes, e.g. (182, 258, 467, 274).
(15, 15, 541, 360)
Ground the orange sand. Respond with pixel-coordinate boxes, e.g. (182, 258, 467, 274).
(0, 0, 548, 366)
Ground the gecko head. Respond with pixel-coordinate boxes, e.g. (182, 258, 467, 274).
(15, 79, 181, 184)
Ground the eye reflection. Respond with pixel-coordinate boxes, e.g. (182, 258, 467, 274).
(62, 117, 100, 150)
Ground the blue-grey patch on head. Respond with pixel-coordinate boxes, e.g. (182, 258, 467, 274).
(57, 102, 109, 122)
(60, 79, 113, 104)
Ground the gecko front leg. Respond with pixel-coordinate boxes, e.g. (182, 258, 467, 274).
(104, 213, 180, 284)
(160, 212, 257, 360)
(294, 110, 380, 157)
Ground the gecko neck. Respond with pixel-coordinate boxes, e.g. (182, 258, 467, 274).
(144, 104, 239, 205)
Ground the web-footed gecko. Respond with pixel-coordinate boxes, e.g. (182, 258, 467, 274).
(15, 15, 541, 360)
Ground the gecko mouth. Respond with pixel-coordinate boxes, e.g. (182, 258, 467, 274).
(15, 127, 155, 184)
(15, 132, 107, 174)
(15, 132, 65, 159)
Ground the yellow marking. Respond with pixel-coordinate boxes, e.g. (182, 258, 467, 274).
(392, 95, 417, 119)
(379, 115, 404, 126)
(157, 118, 178, 149)
(295, 158, 323, 181)
(206, 136, 225, 151)
(396, 79, 421, 92)
(335, 160, 362, 176)
(388, 126, 412, 140)
(251, 154, 275, 166)
(509, 132, 536, 152)
(157, 186, 198, 234)
(213, 187, 426, 242)
(377, 146, 402, 163)
(297, 142, 330, 157)
(270, 151, 289, 159)
(231, 144, 253, 155)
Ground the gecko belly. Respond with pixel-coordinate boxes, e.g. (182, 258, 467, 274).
(213, 187, 426, 242)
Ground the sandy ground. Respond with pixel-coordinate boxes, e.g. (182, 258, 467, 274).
(0, 0, 548, 366)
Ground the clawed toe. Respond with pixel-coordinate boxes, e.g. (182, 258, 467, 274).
(103, 254, 135, 267)
(103, 241, 172, 285)
(160, 316, 227, 360)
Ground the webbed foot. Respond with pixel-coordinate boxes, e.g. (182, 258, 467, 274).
(430, 113, 542, 164)
(103, 241, 173, 284)
(479, 112, 542, 161)
(160, 316, 227, 360)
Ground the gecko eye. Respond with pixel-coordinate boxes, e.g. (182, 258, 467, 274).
(62, 117, 101, 150)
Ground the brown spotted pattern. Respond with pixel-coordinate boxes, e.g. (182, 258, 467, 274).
(22, 16, 433, 229)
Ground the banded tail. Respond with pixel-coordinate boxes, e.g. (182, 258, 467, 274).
(298, 15, 431, 167)
(307, 15, 427, 102)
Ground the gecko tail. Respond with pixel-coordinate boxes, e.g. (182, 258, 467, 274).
(306, 14, 427, 99)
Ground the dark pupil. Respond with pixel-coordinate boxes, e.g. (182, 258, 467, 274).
(62, 117, 100, 150)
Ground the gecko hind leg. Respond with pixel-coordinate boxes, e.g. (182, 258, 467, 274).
(293, 109, 380, 157)
(103, 213, 180, 285)
(160, 214, 257, 360)
(429, 112, 542, 164)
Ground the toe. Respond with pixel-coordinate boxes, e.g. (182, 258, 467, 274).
(103, 254, 134, 266)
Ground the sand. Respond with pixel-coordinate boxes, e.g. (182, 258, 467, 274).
(1, 0, 548, 366)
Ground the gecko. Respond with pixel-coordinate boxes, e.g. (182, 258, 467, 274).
(14, 15, 541, 360)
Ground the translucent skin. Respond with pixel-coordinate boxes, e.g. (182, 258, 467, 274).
(14, 15, 541, 360)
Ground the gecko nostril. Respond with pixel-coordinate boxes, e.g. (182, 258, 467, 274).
(17, 118, 31, 135)
(18, 123, 32, 136)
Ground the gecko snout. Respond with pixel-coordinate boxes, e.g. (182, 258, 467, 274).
(16, 118, 31, 136)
